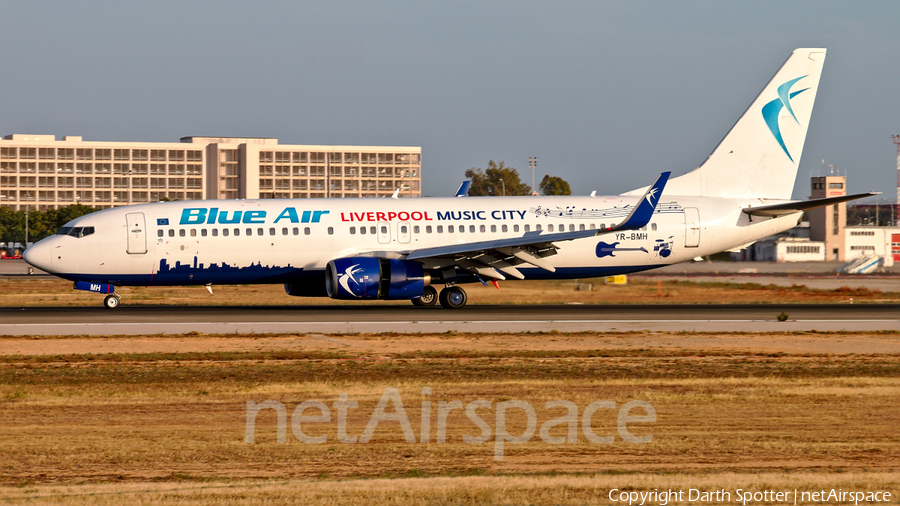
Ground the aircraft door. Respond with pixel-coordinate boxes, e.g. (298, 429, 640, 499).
(377, 221, 391, 244)
(397, 221, 411, 244)
(125, 212, 148, 254)
(684, 207, 700, 248)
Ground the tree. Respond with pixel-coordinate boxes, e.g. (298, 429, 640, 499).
(464, 160, 531, 196)
(539, 175, 571, 196)
(0, 204, 99, 244)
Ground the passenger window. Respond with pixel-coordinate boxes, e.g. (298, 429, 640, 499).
(168, 229, 175, 237)
(269, 228, 275, 235)
(547, 224, 554, 232)
(589, 223, 596, 230)
(350, 226, 356, 235)
(157, 230, 163, 238)
(468, 225, 475, 233)
(282, 227, 288, 235)
(413, 225, 419, 234)
(536, 224, 542, 231)
(513, 224, 519, 232)
(256, 228, 263, 236)
(651, 223, 657, 231)
(579, 224, 585, 231)
(212, 229, 218, 237)
(246, 228, 252, 236)
(380, 226, 387, 234)
(479, 225, 486, 233)
(501, 225, 507, 233)
(437, 225, 443, 233)
(426, 226, 432, 234)
(524, 225, 530, 232)
(569, 224, 575, 232)
(369, 226, 376, 235)
(401, 225, 408, 234)
(222, 228, 229, 236)
(600, 223, 606, 230)
(490, 225, 496, 233)
(328, 227, 334, 235)
(179, 229, 186, 237)
(448, 225, 454, 233)
(201, 229, 207, 237)
(360, 226, 366, 235)
(304, 227, 310, 235)
(293, 227, 299, 235)
(234, 228, 240, 236)
(190, 229, 197, 237)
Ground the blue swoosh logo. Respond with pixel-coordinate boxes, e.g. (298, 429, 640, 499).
(762, 75, 808, 162)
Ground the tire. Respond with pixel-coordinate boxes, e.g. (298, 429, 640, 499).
(439, 286, 467, 309)
(103, 295, 120, 309)
(411, 285, 438, 306)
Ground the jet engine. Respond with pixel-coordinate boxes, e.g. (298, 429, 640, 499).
(325, 257, 429, 300)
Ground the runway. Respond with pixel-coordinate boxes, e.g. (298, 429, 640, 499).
(2, 304, 900, 335)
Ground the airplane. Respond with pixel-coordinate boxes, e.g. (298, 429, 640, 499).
(23, 48, 875, 309)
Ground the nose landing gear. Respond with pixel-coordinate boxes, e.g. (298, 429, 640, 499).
(103, 294, 121, 309)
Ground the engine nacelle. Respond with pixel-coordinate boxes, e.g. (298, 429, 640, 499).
(325, 257, 427, 300)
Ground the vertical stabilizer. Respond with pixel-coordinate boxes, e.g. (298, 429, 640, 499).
(628, 48, 826, 199)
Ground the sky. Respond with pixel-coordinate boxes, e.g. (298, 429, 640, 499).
(1, 1, 899, 201)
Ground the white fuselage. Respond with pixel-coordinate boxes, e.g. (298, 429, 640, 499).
(24, 194, 800, 290)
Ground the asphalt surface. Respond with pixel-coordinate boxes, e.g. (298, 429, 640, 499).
(2, 304, 899, 335)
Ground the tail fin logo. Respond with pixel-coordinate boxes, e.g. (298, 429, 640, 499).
(761, 75, 809, 162)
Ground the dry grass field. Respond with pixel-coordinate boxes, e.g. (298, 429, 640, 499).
(0, 275, 897, 307)
(0, 331, 897, 504)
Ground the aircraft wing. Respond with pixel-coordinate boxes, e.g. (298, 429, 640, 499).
(742, 192, 880, 217)
(404, 172, 670, 280)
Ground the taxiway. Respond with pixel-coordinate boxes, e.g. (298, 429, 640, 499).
(1, 304, 899, 335)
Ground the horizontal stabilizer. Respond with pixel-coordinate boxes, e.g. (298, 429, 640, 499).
(743, 192, 880, 217)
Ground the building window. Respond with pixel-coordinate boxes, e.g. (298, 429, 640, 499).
(832, 205, 839, 235)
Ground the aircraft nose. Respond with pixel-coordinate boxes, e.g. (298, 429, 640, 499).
(22, 239, 52, 273)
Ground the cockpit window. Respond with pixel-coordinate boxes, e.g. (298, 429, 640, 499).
(56, 226, 73, 235)
(67, 226, 95, 238)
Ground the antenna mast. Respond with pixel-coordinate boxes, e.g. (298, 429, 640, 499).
(893, 135, 900, 206)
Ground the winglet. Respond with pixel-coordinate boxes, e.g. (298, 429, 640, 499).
(611, 171, 670, 231)
(455, 181, 472, 197)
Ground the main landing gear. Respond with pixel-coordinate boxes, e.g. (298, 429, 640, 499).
(103, 294, 121, 309)
(438, 285, 467, 309)
(411, 285, 438, 306)
(411, 285, 468, 309)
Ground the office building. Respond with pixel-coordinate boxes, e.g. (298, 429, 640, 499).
(0, 134, 421, 211)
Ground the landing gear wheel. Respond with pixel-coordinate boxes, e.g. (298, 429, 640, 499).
(439, 286, 467, 309)
(103, 294, 121, 309)
(412, 285, 438, 306)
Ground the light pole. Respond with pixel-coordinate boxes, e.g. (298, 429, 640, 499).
(529, 157, 537, 196)
(120, 164, 133, 205)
